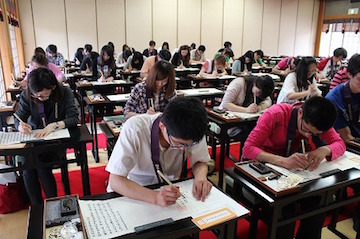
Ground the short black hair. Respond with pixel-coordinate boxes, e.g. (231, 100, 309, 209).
(84, 44, 92, 53)
(34, 47, 45, 55)
(256, 75, 275, 99)
(158, 49, 171, 61)
(149, 40, 156, 46)
(190, 43, 196, 49)
(333, 47, 347, 58)
(302, 96, 337, 132)
(224, 41, 232, 48)
(224, 48, 234, 58)
(198, 45, 206, 52)
(254, 50, 264, 58)
(108, 42, 115, 50)
(162, 97, 208, 142)
(347, 53, 360, 77)
(26, 67, 62, 102)
(46, 44, 57, 54)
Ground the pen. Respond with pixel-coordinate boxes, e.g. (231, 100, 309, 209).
(14, 113, 32, 133)
(307, 80, 312, 85)
(156, 170, 184, 197)
(149, 98, 154, 108)
(301, 139, 306, 156)
(254, 93, 257, 105)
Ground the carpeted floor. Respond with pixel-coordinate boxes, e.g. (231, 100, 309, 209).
(0, 138, 358, 239)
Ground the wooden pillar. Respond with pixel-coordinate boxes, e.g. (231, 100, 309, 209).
(314, 0, 325, 56)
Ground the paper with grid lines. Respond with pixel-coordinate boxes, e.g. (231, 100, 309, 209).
(79, 179, 249, 239)
(0, 129, 70, 145)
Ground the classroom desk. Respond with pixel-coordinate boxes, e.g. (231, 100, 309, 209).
(178, 88, 224, 106)
(0, 101, 16, 131)
(99, 122, 118, 159)
(207, 111, 258, 187)
(175, 67, 200, 77)
(251, 66, 273, 73)
(187, 74, 236, 88)
(0, 125, 93, 196)
(6, 85, 24, 101)
(27, 181, 244, 239)
(75, 80, 134, 124)
(65, 72, 93, 90)
(225, 167, 360, 239)
(119, 69, 141, 80)
(85, 94, 129, 162)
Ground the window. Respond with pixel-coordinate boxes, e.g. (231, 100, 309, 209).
(319, 21, 360, 58)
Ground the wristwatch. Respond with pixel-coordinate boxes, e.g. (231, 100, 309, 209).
(53, 122, 60, 131)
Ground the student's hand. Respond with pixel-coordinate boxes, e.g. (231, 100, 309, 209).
(18, 122, 32, 134)
(155, 185, 181, 206)
(98, 76, 106, 82)
(309, 85, 317, 95)
(85, 67, 91, 74)
(179, 60, 185, 69)
(307, 146, 330, 171)
(75, 58, 80, 66)
(246, 103, 258, 113)
(283, 68, 291, 75)
(193, 178, 212, 201)
(34, 123, 56, 138)
(285, 153, 309, 169)
(147, 107, 156, 115)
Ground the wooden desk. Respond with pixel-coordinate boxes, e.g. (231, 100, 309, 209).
(27, 180, 245, 239)
(0, 101, 16, 131)
(85, 94, 129, 162)
(0, 125, 93, 196)
(225, 167, 360, 239)
(6, 85, 23, 101)
(187, 75, 236, 88)
(178, 88, 224, 106)
(207, 110, 259, 187)
(75, 80, 134, 124)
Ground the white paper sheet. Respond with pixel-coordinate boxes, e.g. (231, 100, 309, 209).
(106, 94, 131, 102)
(266, 151, 360, 183)
(79, 179, 249, 239)
(179, 88, 224, 96)
(0, 164, 17, 184)
(252, 73, 280, 81)
(91, 81, 115, 86)
(0, 129, 70, 145)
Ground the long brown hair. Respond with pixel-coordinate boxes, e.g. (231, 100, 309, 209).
(146, 60, 176, 98)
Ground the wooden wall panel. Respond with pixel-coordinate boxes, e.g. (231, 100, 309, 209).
(242, 0, 263, 53)
(153, 0, 177, 51)
(125, 0, 152, 52)
(261, 0, 281, 56)
(278, 0, 298, 56)
(201, 0, 223, 58)
(96, 0, 126, 53)
(32, 0, 68, 58)
(65, 0, 97, 59)
(223, 0, 244, 57)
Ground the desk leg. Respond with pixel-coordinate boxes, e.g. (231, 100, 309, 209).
(93, 108, 99, 163)
(268, 207, 281, 239)
(218, 132, 226, 188)
(79, 144, 91, 196)
(225, 220, 237, 239)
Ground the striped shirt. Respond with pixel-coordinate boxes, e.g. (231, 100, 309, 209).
(330, 68, 349, 90)
(123, 82, 177, 117)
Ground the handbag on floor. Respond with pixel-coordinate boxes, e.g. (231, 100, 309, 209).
(0, 167, 29, 214)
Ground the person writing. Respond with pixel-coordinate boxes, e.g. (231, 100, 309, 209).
(242, 96, 345, 238)
(124, 60, 177, 119)
(14, 68, 78, 205)
(106, 97, 212, 205)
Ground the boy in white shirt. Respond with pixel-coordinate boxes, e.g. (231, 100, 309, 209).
(106, 97, 212, 206)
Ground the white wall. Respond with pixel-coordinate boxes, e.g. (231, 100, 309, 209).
(18, 0, 320, 61)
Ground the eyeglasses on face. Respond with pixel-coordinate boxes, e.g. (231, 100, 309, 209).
(167, 131, 199, 149)
(300, 119, 323, 136)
